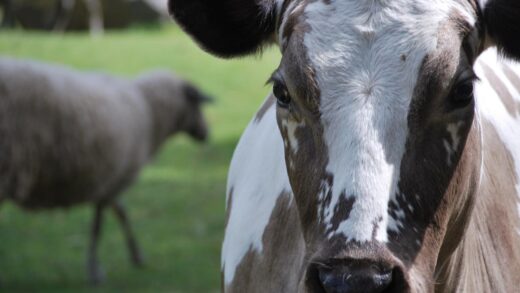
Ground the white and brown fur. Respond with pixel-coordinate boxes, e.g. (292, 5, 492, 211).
(170, 0, 520, 292)
(0, 58, 210, 285)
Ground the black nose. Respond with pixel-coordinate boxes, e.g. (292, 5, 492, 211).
(318, 261, 393, 293)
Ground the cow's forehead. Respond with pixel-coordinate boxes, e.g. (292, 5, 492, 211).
(300, 0, 473, 111)
(281, 0, 475, 71)
(278, 0, 477, 108)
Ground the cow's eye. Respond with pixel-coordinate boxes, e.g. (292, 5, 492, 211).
(451, 73, 477, 108)
(273, 80, 291, 108)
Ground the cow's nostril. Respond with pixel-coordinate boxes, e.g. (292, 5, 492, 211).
(317, 262, 393, 293)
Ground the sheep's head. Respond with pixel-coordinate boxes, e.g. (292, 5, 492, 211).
(136, 70, 212, 144)
(180, 82, 212, 142)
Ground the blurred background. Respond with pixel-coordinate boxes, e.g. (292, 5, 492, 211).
(0, 0, 280, 292)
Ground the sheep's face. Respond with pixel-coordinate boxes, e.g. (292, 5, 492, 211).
(137, 71, 211, 143)
(181, 83, 211, 142)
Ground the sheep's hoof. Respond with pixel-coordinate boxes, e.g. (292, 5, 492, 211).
(88, 266, 106, 286)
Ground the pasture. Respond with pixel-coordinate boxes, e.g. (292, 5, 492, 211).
(0, 26, 280, 292)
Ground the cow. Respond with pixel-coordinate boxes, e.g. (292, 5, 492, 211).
(169, 0, 520, 292)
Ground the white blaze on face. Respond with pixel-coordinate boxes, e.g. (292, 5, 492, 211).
(303, 0, 465, 242)
(474, 48, 520, 220)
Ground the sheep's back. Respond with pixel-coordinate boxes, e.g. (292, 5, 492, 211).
(0, 58, 152, 209)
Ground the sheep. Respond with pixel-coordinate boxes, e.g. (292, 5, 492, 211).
(0, 57, 211, 285)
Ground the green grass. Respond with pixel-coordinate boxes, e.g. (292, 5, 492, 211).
(0, 26, 281, 292)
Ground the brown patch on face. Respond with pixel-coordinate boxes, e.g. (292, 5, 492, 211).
(392, 10, 517, 290)
(225, 191, 305, 292)
(435, 119, 520, 292)
(480, 62, 519, 117)
(385, 9, 480, 289)
(277, 111, 328, 240)
(325, 193, 355, 235)
(281, 1, 304, 44)
(432, 120, 481, 273)
(280, 32, 321, 111)
(254, 95, 276, 123)
(274, 0, 328, 242)
(388, 119, 479, 292)
(280, 0, 329, 46)
(406, 26, 465, 127)
(277, 0, 323, 111)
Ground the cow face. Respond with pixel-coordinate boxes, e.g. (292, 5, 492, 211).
(170, 0, 520, 292)
(270, 1, 484, 291)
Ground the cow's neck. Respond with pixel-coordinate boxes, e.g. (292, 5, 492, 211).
(435, 117, 520, 292)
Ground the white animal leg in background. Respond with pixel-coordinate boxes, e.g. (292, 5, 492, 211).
(112, 200, 144, 267)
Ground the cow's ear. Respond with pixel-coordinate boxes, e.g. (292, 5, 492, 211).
(168, 0, 278, 58)
(483, 0, 520, 60)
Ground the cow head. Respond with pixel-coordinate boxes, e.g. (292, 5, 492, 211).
(170, 0, 520, 292)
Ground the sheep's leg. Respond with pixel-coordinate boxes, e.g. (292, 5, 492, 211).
(112, 201, 144, 267)
(87, 203, 105, 285)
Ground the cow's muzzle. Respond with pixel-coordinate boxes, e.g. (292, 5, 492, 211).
(317, 259, 392, 293)
(308, 258, 408, 293)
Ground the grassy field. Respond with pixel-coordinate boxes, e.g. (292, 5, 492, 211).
(0, 26, 281, 292)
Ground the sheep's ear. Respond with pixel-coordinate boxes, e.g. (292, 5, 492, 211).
(483, 0, 520, 60)
(168, 0, 278, 58)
